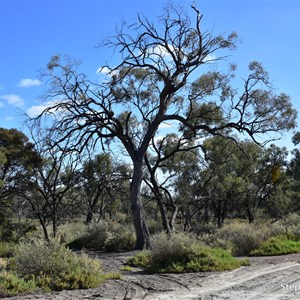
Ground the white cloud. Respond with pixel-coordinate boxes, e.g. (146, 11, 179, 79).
(97, 66, 110, 75)
(203, 54, 217, 63)
(26, 105, 45, 118)
(17, 78, 42, 88)
(158, 121, 175, 129)
(97, 66, 119, 78)
(26, 101, 61, 118)
(0, 94, 24, 107)
(151, 44, 174, 58)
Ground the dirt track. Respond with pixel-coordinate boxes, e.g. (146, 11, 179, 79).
(4, 252, 300, 300)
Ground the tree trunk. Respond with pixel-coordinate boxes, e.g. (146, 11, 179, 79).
(246, 205, 255, 223)
(130, 159, 150, 250)
(29, 200, 49, 242)
(86, 210, 93, 224)
(37, 213, 49, 242)
(169, 205, 178, 231)
(156, 196, 172, 234)
(41, 219, 49, 241)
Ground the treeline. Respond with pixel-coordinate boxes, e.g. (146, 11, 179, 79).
(1, 127, 300, 240)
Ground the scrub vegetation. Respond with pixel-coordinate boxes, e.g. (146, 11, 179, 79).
(0, 2, 300, 297)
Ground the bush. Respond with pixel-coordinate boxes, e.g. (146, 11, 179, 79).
(251, 235, 300, 256)
(213, 221, 271, 256)
(276, 213, 300, 238)
(105, 223, 136, 252)
(149, 232, 199, 270)
(128, 232, 248, 273)
(0, 242, 15, 258)
(66, 222, 109, 251)
(0, 271, 36, 297)
(189, 223, 218, 236)
(146, 218, 164, 235)
(127, 251, 151, 268)
(67, 221, 135, 252)
(12, 237, 108, 291)
(56, 222, 87, 244)
(0, 258, 7, 271)
(278, 213, 300, 228)
(1, 220, 37, 243)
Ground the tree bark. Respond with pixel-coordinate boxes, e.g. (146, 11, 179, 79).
(130, 159, 150, 250)
(246, 204, 255, 223)
(86, 210, 93, 224)
(169, 205, 178, 231)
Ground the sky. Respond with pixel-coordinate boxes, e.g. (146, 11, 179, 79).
(0, 0, 299, 151)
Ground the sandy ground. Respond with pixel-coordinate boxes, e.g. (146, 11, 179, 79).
(4, 251, 300, 300)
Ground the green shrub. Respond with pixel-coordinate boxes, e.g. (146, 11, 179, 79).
(278, 213, 300, 228)
(146, 219, 164, 235)
(148, 232, 199, 270)
(0, 258, 7, 270)
(67, 221, 135, 252)
(128, 233, 247, 273)
(120, 265, 133, 272)
(200, 234, 232, 252)
(0, 242, 15, 258)
(0, 271, 36, 297)
(56, 222, 87, 244)
(213, 221, 270, 256)
(275, 213, 300, 238)
(190, 223, 218, 236)
(266, 220, 287, 237)
(105, 223, 135, 252)
(251, 235, 300, 256)
(1, 220, 37, 243)
(66, 222, 109, 251)
(127, 251, 151, 268)
(12, 237, 107, 291)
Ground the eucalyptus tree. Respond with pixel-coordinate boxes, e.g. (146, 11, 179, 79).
(20, 127, 83, 241)
(31, 4, 297, 249)
(80, 153, 114, 223)
(80, 153, 131, 223)
(195, 137, 289, 224)
(0, 150, 6, 190)
(0, 128, 41, 220)
(289, 132, 300, 182)
(144, 133, 200, 233)
(284, 132, 300, 213)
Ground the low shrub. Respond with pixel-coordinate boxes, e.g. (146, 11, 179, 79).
(67, 221, 135, 252)
(278, 213, 300, 228)
(200, 234, 232, 252)
(127, 251, 151, 268)
(12, 237, 109, 291)
(120, 265, 133, 272)
(146, 218, 164, 235)
(213, 221, 270, 256)
(56, 222, 87, 244)
(66, 222, 109, 251)
(275, 213, 300, 238)
(127, 232, 248, 273)
(0, 242, 15, 258)
(148, 232, 200, 271)
(0, 258, 7, 270)
(189, 223, 218, 236)
(250, 235, 300, 256)
(1, 220, 37, 243)
(0, 271, 36, 297)
(105, 223, 136, 252)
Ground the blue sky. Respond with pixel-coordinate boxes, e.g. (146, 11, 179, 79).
(0, 0, 299, 151)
